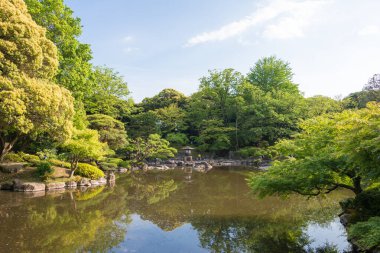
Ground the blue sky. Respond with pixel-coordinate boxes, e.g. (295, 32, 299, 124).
(65, 0, 380, 102)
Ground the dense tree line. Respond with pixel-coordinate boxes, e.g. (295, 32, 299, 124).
(1, 0, 378, 164)
(1, 0, 379, 250)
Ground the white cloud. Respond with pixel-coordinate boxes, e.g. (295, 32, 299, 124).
(185, 0, 330, 47)
(121, 35, 138, 54)
(263, 1, 328, 39)
(123, 47, 138, 54)
(123, 36, 134, 43)
(358, 25, 380, 36)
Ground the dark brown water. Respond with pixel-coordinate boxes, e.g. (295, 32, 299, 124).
(0, 167, 352, 253)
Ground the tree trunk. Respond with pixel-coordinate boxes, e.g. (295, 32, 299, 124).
(70, 160, 78, 178)
(0, 136, 19, 162)
(353, 176, 363, 195)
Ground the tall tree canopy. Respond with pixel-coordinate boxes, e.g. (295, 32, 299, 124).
(199, 68, 244, 124)
(85, 66, 132, 118)
(247, 56, 299, 94)
(88, 114, 128, 151)
(249, 102, 380, 197)
(24, 0, 93, 98)
(0, 0, 74, 160)
(0, 0, 58, 79)
(140, 88, 187, 112)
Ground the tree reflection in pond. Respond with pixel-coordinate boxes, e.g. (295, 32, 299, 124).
(0, 184, 131, 253)
(0, 168, 352, 253)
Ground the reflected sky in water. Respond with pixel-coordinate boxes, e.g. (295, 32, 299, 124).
(0, 167, 352, 253)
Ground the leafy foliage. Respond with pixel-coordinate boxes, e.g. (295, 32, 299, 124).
(126, 134, 177, 166)
(61, 129, 109, 177)
(348, 217, 380, 251)
(140, 88, 187, 111)
(247, 55, 298, 93)
(0, 0, 58, 79)
(85, 66, 132, 118)
(24, 0, 93, 98)
(48, 159, 71, 169)
(88, 114, 128, 150)
(0, 0, 74, 160)
(36, 162, 53, 180)
(249, 102, 380, 197)
(75, 163, 105, 179)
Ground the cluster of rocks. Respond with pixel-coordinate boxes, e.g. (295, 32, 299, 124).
(0, 173, 116, 193)
(0, 163, 26, 173)
(137, 161, 213, 173)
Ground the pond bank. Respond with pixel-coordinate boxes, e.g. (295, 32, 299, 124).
(0, 173, 116, 193)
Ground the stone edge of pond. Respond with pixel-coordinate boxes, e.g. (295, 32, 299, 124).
(0, 173, 116, 193)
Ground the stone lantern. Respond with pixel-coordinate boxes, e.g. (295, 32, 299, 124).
(182, 146, 195, 162)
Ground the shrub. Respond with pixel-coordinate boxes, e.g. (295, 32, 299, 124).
(99, 162, 117, 171)
(48, 159, 71, 168)
(36, 162, 54, 180)
(75, 163, 105, 179)
(118, 160, 131, 168)
(3, 153, 24, 162)
(238, 147, 269, 159)
(20, 153, 41, 166)
(107, 158, 123, 165)
(352, 189, 380, 219)
(348, 216, 380, 251)
(36, 149, 57, 160)
(21, 153, 41, 162)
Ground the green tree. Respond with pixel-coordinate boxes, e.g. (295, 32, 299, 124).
(0, 0, 74, 160)
(237, 83, 303, 146)
(199, 68, 244, 124)
(127, 110, 161, 138)
(140, 88, 187, 111)
(85, 66, 132, 118)
(344, 74, 380, 109)
(247, 55, 299, 93)
(0, 0, 58, 79)
(125, 134, 177, 166)
(24, 0, 93, 98)
(87, 114, 128, 150)
(61, 129, 108, 177)
(155, 104, 187, 137)
(303, 95, 343, 118)
(249, 102, 380, 197)
(165, 133, 189, 147)
(197, 119, 235, 154)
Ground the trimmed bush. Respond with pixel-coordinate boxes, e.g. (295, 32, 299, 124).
(107, 158, 123, 165)
(118, 160, 131, 168)
(48, 159, 71, 168)
(19, 153, 41, 166)
(75, 163, 105, 179)
(21, 154, 41, 162)
(3, 153, 24, 162)
(36, 162, 54, 180)
(99, 162, 117, 171)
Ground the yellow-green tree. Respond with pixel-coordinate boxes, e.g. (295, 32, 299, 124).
(61, 129, 108, 177)
(0, 0, 74, 160)
(0, 0, 58, 79)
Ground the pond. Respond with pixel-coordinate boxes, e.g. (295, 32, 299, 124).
(0, 167, 353, 253)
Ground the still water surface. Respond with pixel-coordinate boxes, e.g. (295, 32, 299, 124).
(0, 167, 352, 253)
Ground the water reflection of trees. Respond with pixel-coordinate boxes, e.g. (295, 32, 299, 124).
(124, 169, 350, 252)
(0, 170, 350, 252)
(0, 184, 131, 253)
